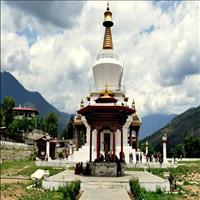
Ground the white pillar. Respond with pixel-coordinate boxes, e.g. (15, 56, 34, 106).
(163, 142, 167, 162)
(162, 134, 167, 163)
(46, 136, 50, 160)
(82, 116, 90, 146)
(145, 141, 148, 155)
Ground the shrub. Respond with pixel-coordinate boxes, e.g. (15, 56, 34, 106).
(156, 187, 163, 194)
(129, 178, 146, 200)
(58, 180, 81, 200)
(29, 148, 37, 161)
(58, 152, 64, 159)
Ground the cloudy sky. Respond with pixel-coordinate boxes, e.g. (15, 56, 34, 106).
(1, 1, 199, 116)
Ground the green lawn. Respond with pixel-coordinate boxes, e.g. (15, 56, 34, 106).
(1, 160, 80, 200)
(145, 192, 178, 200)
(1, 160, 64, 177)
(128, 161, 200, 200)
(147, 161, 200, 181)
(1, 182, 63, 200)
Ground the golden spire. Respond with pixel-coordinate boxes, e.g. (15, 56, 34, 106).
(103, 2, 113, 49)
(100, 84, 114, 97)
(132, 98, 136, 110)
(80, 98, 84, 109)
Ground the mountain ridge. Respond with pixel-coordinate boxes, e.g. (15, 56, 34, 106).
(1, 71, 71, 132)
(139, 113, 177, 139)
(141, 105, 200, 154)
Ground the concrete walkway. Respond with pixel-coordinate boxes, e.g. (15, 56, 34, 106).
(42, 170, 170, 199)
(80, 187, 130, 200)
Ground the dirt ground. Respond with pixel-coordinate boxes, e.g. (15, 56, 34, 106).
(1, 178, 31, 184)
(0, 180, 30, 200)
(183, 184, 200, 200)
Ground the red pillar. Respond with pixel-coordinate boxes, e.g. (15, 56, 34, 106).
(136, 130, 139, 151)
(113, 129, 116, 161)
(130, 128, 133, 148)
(89, 128, 93, 162)
(96, 129, 100, 160)
(121, 128, 123, 160)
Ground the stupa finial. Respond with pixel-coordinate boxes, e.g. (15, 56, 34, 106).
(107, 1, 110, 11)
(103, 2, 113, 49)
(132, 98, 136, 110)
(80, 98, 84, 109)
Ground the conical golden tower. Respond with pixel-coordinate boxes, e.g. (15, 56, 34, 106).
(103, 2, 113, 49)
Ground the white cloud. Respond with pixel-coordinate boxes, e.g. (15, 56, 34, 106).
(1, 1, 199, 116)
(5, 1, 84, 29)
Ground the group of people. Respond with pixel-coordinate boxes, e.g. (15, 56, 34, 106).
(129, 152, 143, 163)
(95, 151, 125, 163)
(146, 153, 163, 164)
(129, 152, 164, 165)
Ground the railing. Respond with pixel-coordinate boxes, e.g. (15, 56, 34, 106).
(0, 140, 28, 147)
(88, 85, 126, 94)
(97, 52, 119, 60)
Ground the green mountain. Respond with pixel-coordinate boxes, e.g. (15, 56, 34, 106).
(141, 106, 200, 155)
(140, 114, 177, 139)
(1, 71, 71, 133)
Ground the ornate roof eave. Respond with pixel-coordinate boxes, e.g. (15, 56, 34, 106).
(77, 105, 135, 116)
(131, 114, 142, 127)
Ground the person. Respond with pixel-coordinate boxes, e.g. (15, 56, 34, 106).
(136, 154, 139, 163)
(115, 155, 121, 177)
(159, 156, 163, 168)
(131, 152, 133, 163)
(80, 162, 83, 174)
(129, 153, 133, 163)
(45, 153, 48, 162)
(100, 153, 104, 162)
(140, 153, 142, 163)
(119, 151, 125, 163)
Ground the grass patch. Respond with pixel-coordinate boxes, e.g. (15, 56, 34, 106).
(177, 160, 200, 165)
(126, 168, 144, 171)
(146, 162, 200, 180)
(1, 160, 64, 177)
(1, 160, 33, 175)
(145, 192, 175, 200)
(20, 190, 63, 200)
(1, 182, 63, 200)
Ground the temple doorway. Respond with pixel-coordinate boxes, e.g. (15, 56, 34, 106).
(104, 133, 110, 152)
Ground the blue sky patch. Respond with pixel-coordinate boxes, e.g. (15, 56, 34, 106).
(140, 25, 155, 35)
(17, 27, 37, 47)
(153, 0, 182, 13)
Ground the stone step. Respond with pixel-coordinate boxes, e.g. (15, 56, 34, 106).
(83, 181, 125, 188)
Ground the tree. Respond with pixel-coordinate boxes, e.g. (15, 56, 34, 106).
(140, 142, 155, 155)
(36, 117, 45, 131)
(10, 119, 22, 135)
(61, 128, 68, 139)
(45, 112, 58, 138)
(0, 109, 3, 127)
(1, 96, 15, 128)
(61, 115, 74, 139)
(173, 144, 185, 158)
(185, 136, 200, 158)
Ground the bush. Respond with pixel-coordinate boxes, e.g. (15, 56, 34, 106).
(58, 180, 80, 200)
(58, 151, 64, 159)
(29, 148, 37, 161)
(156, 187, 163, 194)
(129, 178, 146, 200)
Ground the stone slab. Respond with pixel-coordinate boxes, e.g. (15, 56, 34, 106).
(42, 170, 170, 192)
(80, 187, 130, 200)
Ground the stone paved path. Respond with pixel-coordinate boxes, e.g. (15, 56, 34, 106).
(43, 170, 169, 198)
(80, 187, 130, 200)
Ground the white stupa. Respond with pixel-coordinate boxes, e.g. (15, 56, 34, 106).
(67, 3, 143, 163)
